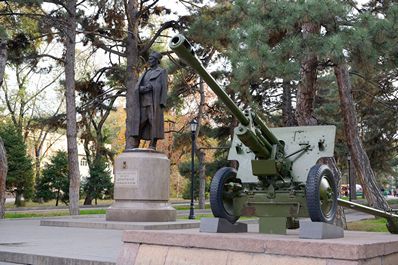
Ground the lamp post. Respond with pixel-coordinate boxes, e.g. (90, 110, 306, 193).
(189, 119, 198, 219)
(347, 153, 352, 201)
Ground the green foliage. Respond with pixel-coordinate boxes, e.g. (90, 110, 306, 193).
(178, 155, 230, 200)
(0, 3, 42, 66)
(188, 0, 398, 179)
(35, 151, 69, 206)
(82, 157, 113, 204)
(0, 27, 7, 39)
(0, 123, 33, 205)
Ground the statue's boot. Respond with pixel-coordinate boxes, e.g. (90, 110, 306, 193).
(132, 137, 140, 148)
(149, 139, 157, 150)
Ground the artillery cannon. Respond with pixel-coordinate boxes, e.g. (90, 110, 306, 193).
(169, 34, 398, 234)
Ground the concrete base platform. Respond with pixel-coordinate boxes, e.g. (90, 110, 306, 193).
(118, 229, 398, 265)
(40, 217, 200, 230)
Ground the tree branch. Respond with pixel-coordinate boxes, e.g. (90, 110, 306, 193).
(97, 90, 123, 130)
(25, 71, 64, 105)
(137, 0, 160, 18)
(141, 20, 177, 54)
(29, 54, 65, 64)
(90, 38, 126, 57)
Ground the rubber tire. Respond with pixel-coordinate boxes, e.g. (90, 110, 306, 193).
(306, 164, 337, 223)
(210, 167, 240, 223)
(386, 218, 398, 234)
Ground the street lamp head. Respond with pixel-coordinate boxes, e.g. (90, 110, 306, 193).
(347, 154, 351, 161)
(190, 119, 198, 132)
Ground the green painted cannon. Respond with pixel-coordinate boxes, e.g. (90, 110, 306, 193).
(169, 34, 398, 234)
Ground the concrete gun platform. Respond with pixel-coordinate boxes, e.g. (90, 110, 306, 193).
(119, 229, 398, 265)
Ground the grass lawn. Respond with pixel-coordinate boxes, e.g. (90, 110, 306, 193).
(347, 218, 389, 233)
(5, 198, 201, 209)
(5, 199, 114, 208)
(5, 209, 107, 219)
(173, 204, 211, 211)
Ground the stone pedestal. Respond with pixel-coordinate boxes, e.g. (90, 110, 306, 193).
(106, 149, 176, 222)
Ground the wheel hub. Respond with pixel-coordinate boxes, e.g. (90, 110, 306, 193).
(319, 176, 334, 218)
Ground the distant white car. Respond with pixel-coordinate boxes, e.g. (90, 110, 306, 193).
(340, 184, 363, 197)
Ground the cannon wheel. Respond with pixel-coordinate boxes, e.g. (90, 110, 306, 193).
(306, 164, 337, 223)
(210, 167, 240, 223)
(386, 218, 398, 234)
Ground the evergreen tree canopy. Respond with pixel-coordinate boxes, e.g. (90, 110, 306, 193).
(188, 0, 398, 177)
(0, 123, 33, 205)
(35, 151, 69, 206)
(82, 157, 113, 205)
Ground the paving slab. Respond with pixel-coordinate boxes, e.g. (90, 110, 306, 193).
(0, 219, 122, 265)
(41, 217, 200, 230)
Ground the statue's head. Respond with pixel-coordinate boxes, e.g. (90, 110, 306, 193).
(149, 51, 162, 67)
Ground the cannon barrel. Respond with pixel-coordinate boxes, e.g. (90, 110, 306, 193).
(169, 34, 283, 155)
(169, 34, 250, 126)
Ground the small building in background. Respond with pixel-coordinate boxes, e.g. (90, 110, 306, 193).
(27, 131, 114, 181)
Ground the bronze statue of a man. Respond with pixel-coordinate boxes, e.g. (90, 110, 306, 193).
(131, 51, 168, 150)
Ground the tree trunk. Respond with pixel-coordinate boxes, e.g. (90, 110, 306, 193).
(295, 22, 319, 126)
(196, 149, 206, 209)
(15, 191, 22, 207)
(0, 138, 8, 219)
(124, 0, 140, 149)
(0, 37, 7, 87)
(334, 64, 389, 210)
(196, 80, 206, 209)
(65, 0, 80, 215)
(295, 21, 345, 226)
(56, 189, 60, 207)
(0, 38, 7, 218)
(281, 81, 296, 126)
(35, 147, 41, 179)
(348, 159, 357, 200)
(84, 195, 93, 205)
(34, 130, 49, 180)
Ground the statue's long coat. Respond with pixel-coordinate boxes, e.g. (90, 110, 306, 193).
(131, 66, 168, 140)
